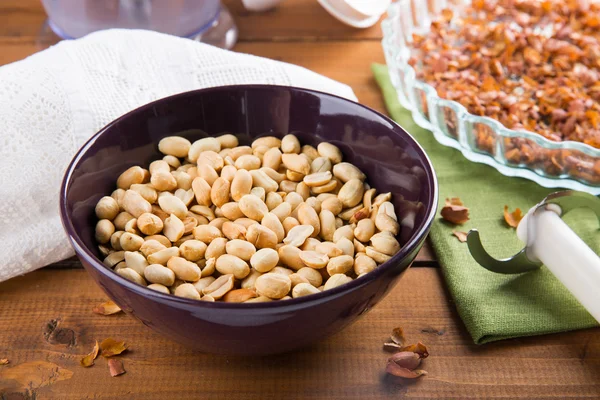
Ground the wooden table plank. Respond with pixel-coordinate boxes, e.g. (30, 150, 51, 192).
(0, 0, 382, 43)
(1, 268, 598, 399)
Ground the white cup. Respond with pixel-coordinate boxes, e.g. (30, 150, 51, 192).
(241, 0, 284, 12)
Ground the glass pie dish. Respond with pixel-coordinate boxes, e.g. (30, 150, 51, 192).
(382, 0, 600, 194)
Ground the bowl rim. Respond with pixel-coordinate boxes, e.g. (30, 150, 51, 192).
(60, 84, 439, 309)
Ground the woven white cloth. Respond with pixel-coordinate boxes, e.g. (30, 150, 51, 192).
(0, 29, 356, 282)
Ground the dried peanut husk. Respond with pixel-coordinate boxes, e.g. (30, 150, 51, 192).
(80, 341, 100, 367)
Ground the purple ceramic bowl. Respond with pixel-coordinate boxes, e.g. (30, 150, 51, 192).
(60, 85, 438, 355)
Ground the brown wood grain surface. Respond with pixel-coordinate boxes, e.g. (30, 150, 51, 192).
(1, 1, 596, 398)
(1, 269, 599, 399)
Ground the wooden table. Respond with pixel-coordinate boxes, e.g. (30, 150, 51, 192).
(1, 1, 599, 399)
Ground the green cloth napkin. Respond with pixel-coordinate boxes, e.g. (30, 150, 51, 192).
(372, 63, 599, 344)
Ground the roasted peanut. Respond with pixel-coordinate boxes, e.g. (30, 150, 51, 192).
(375, 213, 400, 235)
(215, 254, 250, 279)
(354, 218, 375, 242)
(216, 134, 238, 149)
(123, 251, 148, 275)
(140, 240, 166, 258)
(147, 246, 179, 265)
(158, 194, 188, 219)
(246, 224, 278, 249)
(136, 213, 164, 235)
(299, 250, 329, 269)
(250, 248, 279, 272)
(250, 187, 266, 202)
(174, 283, 201, 300)
(235, 154, 261, 170)
(120, 232, 144, 251)
(282, 154, 310, 175)
(202, 274, 235, 299)
(104, 251, 125, 268)
(255, 273, 292, 299)
(241, 269, 262, 289)
(265, 192, 283, 210)
(333, 225, 354, 243)
(189, 138, 221, 163)
(201, 257, 216, 277)
(281, 134, 301, 154)
(317, 143, 343, 164)
(158, 136, 191, 158)
(148, 283, 170, 294)
(292, 282, 321, 298)
(193, 225, 222, 243)
(95, 219, 115, 244)
(198, 163, 219, 186)
(297, 203, 320, 237)
(283, 225, 314, 247)
(163, 155, 181, 169)
(370, 231, 401, 256)
(324, 274, 352, 290)
(226, 239, 256, 261)
(279, 180, 297, 193)
(262, 212, 285, 243)
(332, 162, 366, 182)
(336, 237, 354, 257)
(311, 179, 337, 194)
(315, 241, 343, 258)
(108, 230, 123, 249)
(252, 136, 281, 150)
(318, 209, 336, 242)
(205, 237, 228, 260)
(223, 288, 258, 303)
(261, 167, 285, 184)
(366, 246, 392, 264)
(262, 147, 282, 170)
(337, 179, 364, 208)
(354, 253, 377, 275)
(179, 240, 206, 262)
(296, 267, 323, 287)
(271, 202, 292, 222)
(117, 166, 147, 189)
(311, 157, 332, 173)
(239, 194, 269, 221)
(229, 146, 252, 161)
(151, 170, 178, 192)
(220, 165, 237, 182)
(278, 245, 305, 271)
(117, 267, 147, 286)
(163, 214, 185, 242)
(145, 235, 171, 248)
(167, 257, 201, 281)
(121, 189, 152, 218)
(354, 239, 366, 253)
(95, 196, 120, 220)
(326, 255, 354, 275)
(192, 177, 212, 207)
(192, 276, 216, 293)
(144, 263, 176, 286)
(250, 169, 278, 193)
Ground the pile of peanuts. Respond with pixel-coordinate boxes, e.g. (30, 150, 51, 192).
(94, 134, 401, 302)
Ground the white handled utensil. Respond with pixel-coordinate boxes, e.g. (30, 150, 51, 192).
(317, 0, 391, 28)
(467, 191, 600, 323)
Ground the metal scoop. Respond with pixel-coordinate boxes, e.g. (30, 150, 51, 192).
(466, 190, 600, 323)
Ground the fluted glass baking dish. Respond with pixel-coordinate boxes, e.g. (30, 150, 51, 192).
(382, 0, 600, 194)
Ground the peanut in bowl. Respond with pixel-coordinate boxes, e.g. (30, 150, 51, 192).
(60, 85, 438, 355)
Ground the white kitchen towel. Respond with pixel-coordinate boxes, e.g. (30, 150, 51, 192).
(0, 29, 356, 282)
